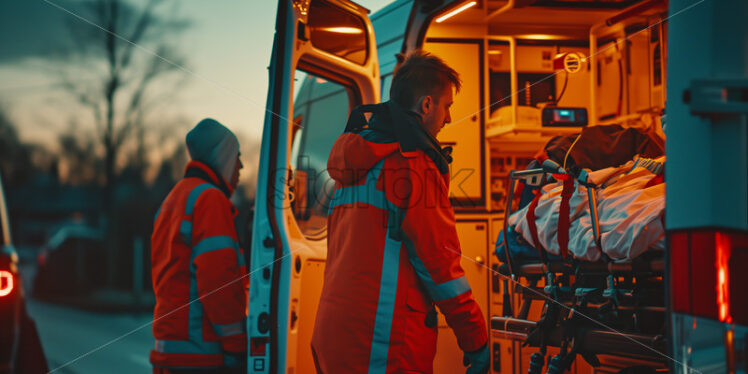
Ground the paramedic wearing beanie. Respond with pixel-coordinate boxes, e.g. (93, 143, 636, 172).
(311, 51, 489, 374)
(150, 118, 248, 374)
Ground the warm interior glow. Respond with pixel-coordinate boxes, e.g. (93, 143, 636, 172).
(0, 271, 13, 297)
(518, 34, 558, 40)
(320, 27, 363, 34)
(435, 1, 477, 23)
(716, 233, 732, 324)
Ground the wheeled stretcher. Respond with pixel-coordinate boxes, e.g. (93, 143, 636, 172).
(491, 159, 667, 373)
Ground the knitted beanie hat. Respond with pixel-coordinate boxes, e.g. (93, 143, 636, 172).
(185, 118, 239, 183)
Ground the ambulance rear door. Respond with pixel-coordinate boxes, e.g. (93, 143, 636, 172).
(667, 0, 748, 372)
(248, 1, 379, 373)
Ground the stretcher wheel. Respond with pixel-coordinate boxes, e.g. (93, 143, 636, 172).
(528, 352, 545, 374)
(545, 355, 565, 374)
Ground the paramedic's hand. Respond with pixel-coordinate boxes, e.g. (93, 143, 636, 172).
(463, 344, 490, 374)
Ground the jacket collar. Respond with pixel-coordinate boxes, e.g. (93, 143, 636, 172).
(344, 101, 452, 174)
(184, 160, 234, 198)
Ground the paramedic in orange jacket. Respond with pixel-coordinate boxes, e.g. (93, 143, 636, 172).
(311, 51, 490, 374)
(150, 118, 247, 374)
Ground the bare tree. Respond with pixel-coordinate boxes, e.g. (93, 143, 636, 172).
(57, 120, 102, 185)
(55, 0, 189, 204)
(0, 106, 34, 187)
(51, 0, 190, 286)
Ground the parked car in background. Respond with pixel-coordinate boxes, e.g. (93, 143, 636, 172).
(33, 225, 105, 298)
(0, 174, 47, 373)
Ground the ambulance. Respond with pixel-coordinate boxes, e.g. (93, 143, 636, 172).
(247, 0, 747, 372)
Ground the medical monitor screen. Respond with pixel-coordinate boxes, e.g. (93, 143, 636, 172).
(542, 107, 587, 127)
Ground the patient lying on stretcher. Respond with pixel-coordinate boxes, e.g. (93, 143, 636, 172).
(498, 155, 665, 262)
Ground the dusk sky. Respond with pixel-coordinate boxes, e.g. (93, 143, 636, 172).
(0, 0, 391, 165)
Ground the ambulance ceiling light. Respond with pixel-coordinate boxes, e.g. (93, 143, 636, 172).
(436, 1, 477, 23)
(519, 34, 558, 40)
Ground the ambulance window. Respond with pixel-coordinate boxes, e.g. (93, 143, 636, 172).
(308, 0, 368, 65)
(290, 70, 352, 238)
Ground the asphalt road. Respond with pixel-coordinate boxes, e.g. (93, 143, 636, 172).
(27, 298, 154, 374)
(17, 249, 154, 373)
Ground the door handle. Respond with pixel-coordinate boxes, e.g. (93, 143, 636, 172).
(685, 79, 748, 117)
(475, 256, 485, 265)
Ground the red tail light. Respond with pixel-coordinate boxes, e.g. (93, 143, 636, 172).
(670, 229, 748, 325)
(0, 270, 13, 297)
(715, 233, 731, 323)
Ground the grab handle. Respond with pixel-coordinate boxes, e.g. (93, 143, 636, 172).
(542, 159, 565, 174)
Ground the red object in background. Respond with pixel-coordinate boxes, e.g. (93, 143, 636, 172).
(669, 229, 748, 325)
(553, 53, 567, 70)
(0, 271, 12, 297)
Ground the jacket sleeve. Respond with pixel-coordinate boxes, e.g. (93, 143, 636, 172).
(391, 155, 488, 353)
(191, 189, 248, 353)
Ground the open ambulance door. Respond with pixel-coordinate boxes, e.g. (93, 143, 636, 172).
(248, 1, 379, 373)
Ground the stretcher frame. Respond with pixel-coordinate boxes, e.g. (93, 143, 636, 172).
(493, 162, 668, 372)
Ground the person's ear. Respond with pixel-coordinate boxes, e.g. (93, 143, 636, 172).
(420, 95, 432, 115)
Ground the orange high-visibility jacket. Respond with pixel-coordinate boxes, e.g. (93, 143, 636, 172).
(311, 130, 488, 374)
(150, 161, 248, 369)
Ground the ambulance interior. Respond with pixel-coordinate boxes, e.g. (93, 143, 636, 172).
(285, 0, 670, 372)
(424, 1, 668, 372)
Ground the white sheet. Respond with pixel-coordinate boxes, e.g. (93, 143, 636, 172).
(508, 156, 665, 261)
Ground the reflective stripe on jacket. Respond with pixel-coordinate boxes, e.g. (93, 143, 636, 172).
(150, 161, 248, 369)
(312, 130, 487, 374)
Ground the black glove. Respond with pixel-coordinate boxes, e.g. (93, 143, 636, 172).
(463, 344, 490, 374)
